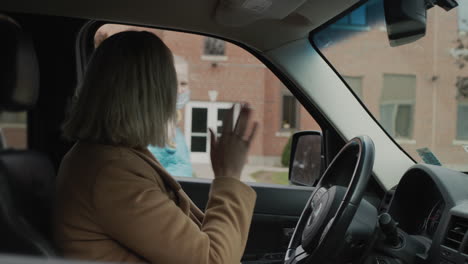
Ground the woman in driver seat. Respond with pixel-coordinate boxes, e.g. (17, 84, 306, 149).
(54, 31, 258, 264)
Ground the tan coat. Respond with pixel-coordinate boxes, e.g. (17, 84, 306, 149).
(54, 142, 256, 264)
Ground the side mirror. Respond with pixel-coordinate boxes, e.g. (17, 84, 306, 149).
(288, 131, 324, 187)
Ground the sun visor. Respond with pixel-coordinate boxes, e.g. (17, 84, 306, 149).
(214, 0, 307, 27)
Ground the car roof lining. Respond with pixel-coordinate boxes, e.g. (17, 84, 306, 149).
(0, 0, 359, 52)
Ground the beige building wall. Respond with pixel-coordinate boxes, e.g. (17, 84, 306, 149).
(322, 8, 468, 170)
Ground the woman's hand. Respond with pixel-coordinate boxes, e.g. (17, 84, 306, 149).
(209, 103, 258, 180)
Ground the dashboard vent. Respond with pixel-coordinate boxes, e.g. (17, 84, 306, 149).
(443, 216, 468, 251)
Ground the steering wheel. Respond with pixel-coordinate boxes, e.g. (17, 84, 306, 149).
(285, 136, 376, 264)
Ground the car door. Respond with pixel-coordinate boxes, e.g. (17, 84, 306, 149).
(179, 178, 313, 262)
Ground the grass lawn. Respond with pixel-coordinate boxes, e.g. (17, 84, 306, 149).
(251, 170, 289, 185)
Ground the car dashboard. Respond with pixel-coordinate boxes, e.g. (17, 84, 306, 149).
(384, 164, 468, 264)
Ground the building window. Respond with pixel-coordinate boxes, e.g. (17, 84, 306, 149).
(282, 91, 298, 130)
(0, 112, 27, 149)
(343, 76, 363, 99)
(336, 5, 368, 26)
(203, 37, 225, 56)
(380, 74, 416, 139)
(459, 0, 468, 32)
(457, 102, 468, 140)
(0, 112, 27, 125)
(456, 77, 468, 140)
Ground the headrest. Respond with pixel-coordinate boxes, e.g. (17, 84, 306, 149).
(0, 15, 39, 111)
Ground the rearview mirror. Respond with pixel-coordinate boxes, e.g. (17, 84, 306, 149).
(384, 0, 458, 47)
(384, 0, 427, 47)
(288, 131, 323, 186)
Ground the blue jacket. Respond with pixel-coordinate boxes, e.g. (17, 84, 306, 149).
(148, 128, 193, 177)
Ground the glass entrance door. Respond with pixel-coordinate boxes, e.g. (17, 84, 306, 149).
(185, 102, 233, 163)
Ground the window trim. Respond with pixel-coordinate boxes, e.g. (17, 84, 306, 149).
(452, 139, 468, 145)
(200, 54, 228, 61)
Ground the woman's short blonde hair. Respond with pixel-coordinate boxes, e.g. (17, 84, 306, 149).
(62, 31, 177, 148)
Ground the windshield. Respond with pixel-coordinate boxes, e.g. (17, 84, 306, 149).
(312, 0, 468, 172)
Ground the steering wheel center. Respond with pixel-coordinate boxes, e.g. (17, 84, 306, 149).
(302, 186, 347, 251)
(305, 188, 327, 230)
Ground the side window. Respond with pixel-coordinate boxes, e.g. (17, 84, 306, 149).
(0, 112, 27, 149)
(91, 24, 320, 185)
(380, 74, 416, 139)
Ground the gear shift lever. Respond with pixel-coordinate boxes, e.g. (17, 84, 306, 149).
(378, 213, 401, 247)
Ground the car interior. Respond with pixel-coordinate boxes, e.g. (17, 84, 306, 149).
(0, 0, 468, 264)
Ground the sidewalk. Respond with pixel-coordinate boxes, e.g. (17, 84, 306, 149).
(192, 163, 288, 182)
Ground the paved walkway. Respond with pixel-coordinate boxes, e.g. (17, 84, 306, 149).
(192, 163, 288, 182)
